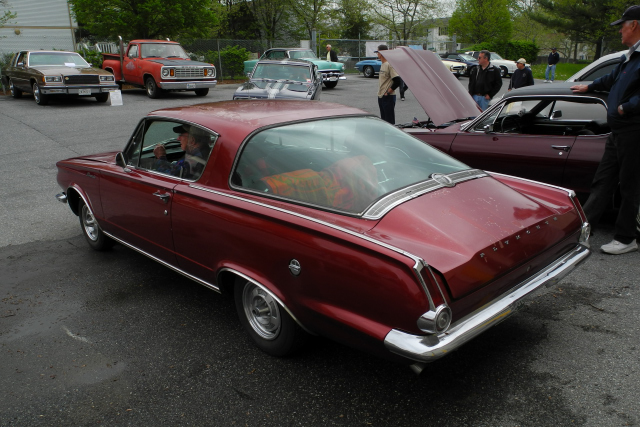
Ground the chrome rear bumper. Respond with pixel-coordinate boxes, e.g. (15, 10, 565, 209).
(384, 244, 590, 362)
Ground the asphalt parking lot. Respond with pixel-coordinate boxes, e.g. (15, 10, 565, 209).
(1, 75, 639, 426)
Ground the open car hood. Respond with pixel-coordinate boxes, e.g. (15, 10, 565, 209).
(382, 47, 480, 126)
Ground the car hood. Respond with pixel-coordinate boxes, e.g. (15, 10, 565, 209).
(29, 66, 109, 75)
(234, 80, 314, 100)
(365, 175, 579, 299)
(382, 47, 480, 126)
(304, 58, 343, 70)
(148, 59, 213, 67)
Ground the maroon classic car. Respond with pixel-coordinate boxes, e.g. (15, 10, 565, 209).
(55, 100, 590, 372)
(384, 47, 609, 198)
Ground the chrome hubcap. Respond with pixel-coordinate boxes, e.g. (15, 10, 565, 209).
(10, 81, 15, 95)
(33, 84, 40, 102)
(81, 205, 99, 241)
(242, 282, 280, 340)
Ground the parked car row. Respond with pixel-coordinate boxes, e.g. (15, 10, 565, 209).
(354, 56, 466, 79)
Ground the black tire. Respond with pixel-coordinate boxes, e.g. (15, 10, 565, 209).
(500, 66, 508, 78)
(323, 80, 338, 89)
(194, 88, 209, 96)
(9, 79, 22, 98)
(79, 199, 114, 251)
(145, 76, 162, 98)
(234, 277, 305, 356)
(32, 82, 48, 105)
(95, 93, 109, 103)
(363, 66, 375, 78)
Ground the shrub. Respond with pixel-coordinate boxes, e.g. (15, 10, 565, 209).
(219, 45, 250, 79)
(76, 47, 103, 68)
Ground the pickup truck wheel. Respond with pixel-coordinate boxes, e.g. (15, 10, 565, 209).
(32, 82, 48, 105)
(79, 199, 114, 251)
(194, 88, 209, 96)
(95, 93, 109, 103)
(323, 80, 338, 89)
(234, 277, 305, 356)
(9, 79, 22, 98)
(145, 77, 162, 98)
(363, 66, 375, 78)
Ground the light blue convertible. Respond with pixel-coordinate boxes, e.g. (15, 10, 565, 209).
(354, 58, 381, 78)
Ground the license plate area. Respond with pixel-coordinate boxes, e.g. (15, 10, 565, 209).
(78, 89, 91, 95)
(186, 83, 196, 89)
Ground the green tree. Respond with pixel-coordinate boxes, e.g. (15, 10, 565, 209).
(68, 0, 219, 40)
(0, 0, 17, 29)
(242, 0, 288, 42)
(288, 0, 331, 40)
(371, 0, 442, 42)
(529, 0, 628, 60)
(331, 0, 371, 39)
(449, 0, 513, 43)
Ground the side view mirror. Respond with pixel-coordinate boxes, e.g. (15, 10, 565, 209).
(115, 152, 127, 168)
(483, 124, 494, 133)
(551, 110, 562, 119)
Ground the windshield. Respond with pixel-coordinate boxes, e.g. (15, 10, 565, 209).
(491, 52, 504, 60)
(232, 116, 468, 214)
(289, 50, 317, 59)
(28, 52, 90, 67)
(253, 63, 312, 81)
(459, 53, 476, 61)
(141, 43, 189, 59)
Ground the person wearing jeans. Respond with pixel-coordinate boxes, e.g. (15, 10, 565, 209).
(545, 47, 559, 82)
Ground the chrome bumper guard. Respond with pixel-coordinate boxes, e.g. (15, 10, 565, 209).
(320, 72, 346, 81)
(384, 244, 590, 362)
(157, 80, 217, 90)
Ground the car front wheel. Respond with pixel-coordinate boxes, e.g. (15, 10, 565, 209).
(194, 88, 209, 96)
(234, 277, 305, 356)
(145, 76, 162, 98)
(32, 82, 48, 105)
(95, 93, 109, 103)
(9, 79, 22, 98)
(500, 66, 508, 77)
(363, 66, 375, 78)
(323, 80, 338, 89)
(79, 199, 114, 251)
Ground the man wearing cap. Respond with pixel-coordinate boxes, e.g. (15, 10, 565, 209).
(468, 50, 502, 111)
(570, 5, 640, 254)
(544, 48, 559, 83)
(508, 58, 534, 91)
(153, 124, 208, 179)
(376, 45, 402, 124)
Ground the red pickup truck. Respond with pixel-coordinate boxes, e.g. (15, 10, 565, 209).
(102, 38, 216, 98)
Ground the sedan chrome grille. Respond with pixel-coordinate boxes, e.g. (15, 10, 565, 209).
(64, 75, 100, 84)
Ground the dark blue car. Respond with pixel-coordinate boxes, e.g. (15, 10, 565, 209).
(439, 53, 479, 76)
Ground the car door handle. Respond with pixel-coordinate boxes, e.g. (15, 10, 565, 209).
(153, 191, 171, 203)
(551, 145, 571, 152)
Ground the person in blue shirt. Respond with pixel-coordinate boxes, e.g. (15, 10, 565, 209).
(571, 5, 640, 254)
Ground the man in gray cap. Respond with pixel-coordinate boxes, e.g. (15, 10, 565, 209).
(571, 5, 640, 254)
(508, 58, 534, 90)
(375, 45, 402, 124)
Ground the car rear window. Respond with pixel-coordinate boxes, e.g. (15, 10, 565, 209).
(232, 116, 468, 214)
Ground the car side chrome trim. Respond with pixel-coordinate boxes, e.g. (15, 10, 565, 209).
(363, 169, 488, 219)
(384, 244, 590, 362)
(218, 267, 315, 335)
(189, 184, 447, 313)
(102, 231, 222, 294)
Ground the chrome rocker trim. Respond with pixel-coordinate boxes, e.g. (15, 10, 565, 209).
(384, 244, 590, 362)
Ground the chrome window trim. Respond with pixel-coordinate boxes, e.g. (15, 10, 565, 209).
(363, 169, 487, 219)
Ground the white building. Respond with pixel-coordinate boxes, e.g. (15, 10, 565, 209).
(0, 0, 78, 55)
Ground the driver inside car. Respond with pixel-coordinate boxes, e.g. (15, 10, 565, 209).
(153, 125, 209, 179)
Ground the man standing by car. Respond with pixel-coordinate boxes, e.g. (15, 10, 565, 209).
(326, 44, 338, 62)
(571, 5, 640, 254)
(508, 58, 534, 91)
(468, 50, 502, 111)
(376, 45, 402, 124)
(545, 47, 559, 82)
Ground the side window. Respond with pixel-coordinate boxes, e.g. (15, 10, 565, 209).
(16, 52, 26, 66)
(579, 62, 618, 82)
(134, 120, 217, 181)
(549, 100, 607, 121)
(128, 45, 139, 59)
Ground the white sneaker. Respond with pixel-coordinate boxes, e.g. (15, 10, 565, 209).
(601, 239, 638, 254)
(544, 80, 549, 83)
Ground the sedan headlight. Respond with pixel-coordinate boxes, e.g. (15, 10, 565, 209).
(44, 76, 62, 83)
(99, 75, 115, 82)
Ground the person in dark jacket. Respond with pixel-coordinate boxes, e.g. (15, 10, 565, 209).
(508, 58, 534, 91)
(545, 47, 560, 82)
(468, 50, 502, 110)
(325, 44, 338, 62)
(571, 5, 640, 254)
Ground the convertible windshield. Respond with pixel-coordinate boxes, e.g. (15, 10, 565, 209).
(253, 64, 311, 81)
(289, 50, 316, 59)
(28, 52, 89, 67)
(141, 43, 189, 59)
(233, 116, 468, 214)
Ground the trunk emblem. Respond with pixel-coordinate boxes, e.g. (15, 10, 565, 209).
(431, 173, 456, 187)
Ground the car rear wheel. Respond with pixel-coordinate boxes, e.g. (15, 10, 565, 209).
(500, 66, 508, 77)
(95, 93, 109, 103)
(9, 79, 22, 98)
(194, 88, 209, 96)
(323, 80, 338, 89)
(363, 66, 375, 78)
(234, 277, 305, 356)
(32, 82, 48, 105)
(79, 199, 114, 251)
(145, 76, 162, 98)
